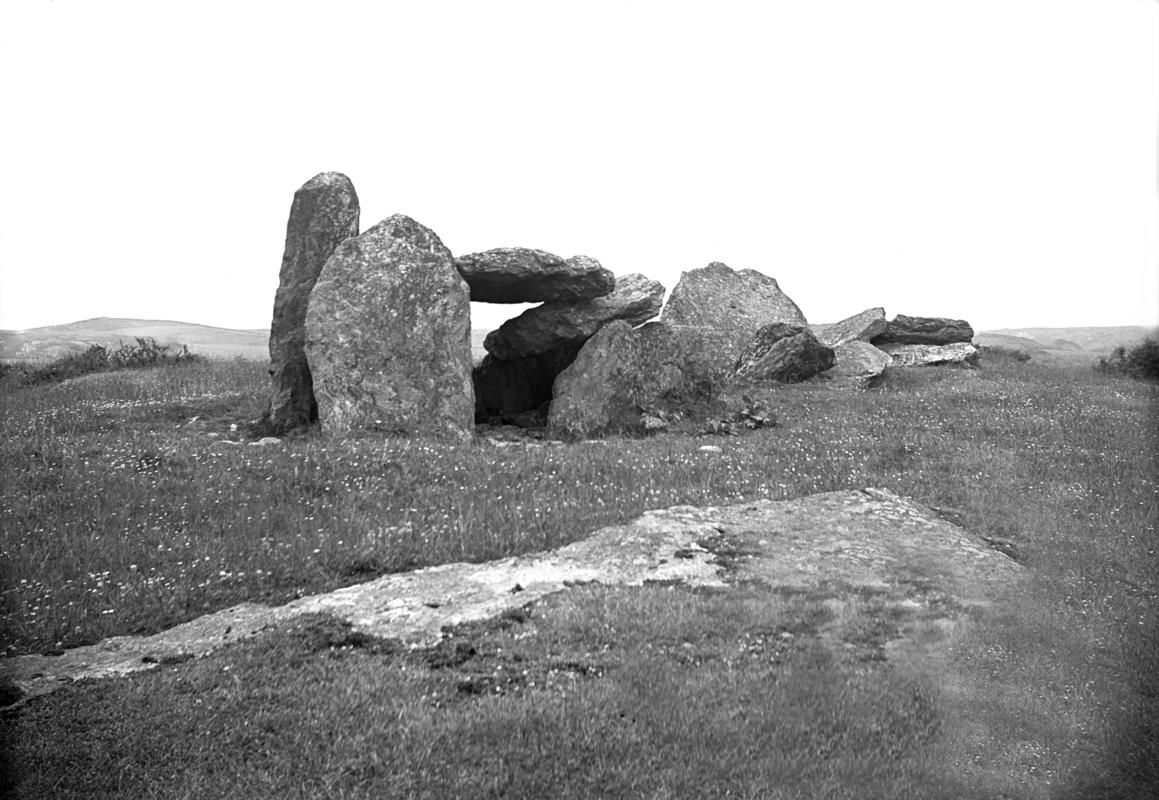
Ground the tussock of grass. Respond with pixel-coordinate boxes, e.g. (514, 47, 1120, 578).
(1, 353, 1157, 796)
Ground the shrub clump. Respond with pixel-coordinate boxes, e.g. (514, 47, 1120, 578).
(1, 337, 203, 388)
(1096, 338, 1159, 381)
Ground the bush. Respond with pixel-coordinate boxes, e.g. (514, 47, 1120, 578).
(2, 337, 202, 388)
(1096, 338, 1159, 381)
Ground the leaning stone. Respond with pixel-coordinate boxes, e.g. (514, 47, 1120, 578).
(660, 262, 807, 372)
(455, 248, 614, 303)
(264, 172, 360, 434)
(872, 314, 974, 345)
(546, 321, 642, 439)
(305, 214, 474, 438)
(877, 342, 979, 366)
(733, 323, 835, 383)
(822, 340, 893, 388)
(818, 307, 888, 347)
(546, 320, 721, 440)
(484, 273, 665, 359)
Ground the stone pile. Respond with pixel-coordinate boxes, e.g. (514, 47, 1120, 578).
(260, 172, 978, 440)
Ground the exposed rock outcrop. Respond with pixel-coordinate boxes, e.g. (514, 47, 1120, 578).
(455, 248, 614, 304)
(305, 214, 474, 438)
(264, 172, 360, 434)
(877, 342, 979, 367)
(1, 489, 1022, 707)
(734, 323, 835, 383)
(484, 273, 665, 359)
(819, 307, 888, 348)
(660, 262, 807, 372)
(872, 314, 974, 346)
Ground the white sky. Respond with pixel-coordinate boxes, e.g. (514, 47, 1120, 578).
(1, 0, 1156, 333)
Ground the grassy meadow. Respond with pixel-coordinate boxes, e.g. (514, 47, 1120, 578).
(1, 352, 1156, 798)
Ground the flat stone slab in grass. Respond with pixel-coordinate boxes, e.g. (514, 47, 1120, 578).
(879, 341, 979, 366)
(1, 488, 1022, 703)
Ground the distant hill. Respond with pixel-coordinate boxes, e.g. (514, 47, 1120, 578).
(0, 318, 268, 362)
(6, 318, 1154, 366)
(978, 326, 1157, 354)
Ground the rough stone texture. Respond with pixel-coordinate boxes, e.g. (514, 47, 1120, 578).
(305, 214, 474, 438)
(484, 273, 665, 359)
(454, 248, 615, 304)
(872, 314, 974, 346)
(264, 172, 360, 434)
(545, 319, 723, 439)
(473, 346, 581, 424)
(823, 340, 893, 388)
(878, 342, 979, 367)
(733, 323, 836, 383)
(545, 321, 642, 439)
(660, 262, 808, 372)
(1, 488, 1022, 706)
(819, 307, 888, 348)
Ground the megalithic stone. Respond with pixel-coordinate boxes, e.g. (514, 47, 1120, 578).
(305, 214, 475, 439)
(265, 172, 360, 434)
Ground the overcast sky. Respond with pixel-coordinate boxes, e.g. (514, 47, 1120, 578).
(1, 0, 1156, 333)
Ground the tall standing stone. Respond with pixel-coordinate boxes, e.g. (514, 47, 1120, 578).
(264, 172, 360, 434)
(305, 214, 474, 438)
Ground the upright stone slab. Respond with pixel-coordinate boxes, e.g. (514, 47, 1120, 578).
(264, 172, 360, 434)
(660, 262, 807, 372)
(305, 214, 474, 438)
(484, 273, 665, 359)
(455, 248, 615, 303)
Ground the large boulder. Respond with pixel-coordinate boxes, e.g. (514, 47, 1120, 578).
(484, 273, 665, 359)
(877, 342, 979, 367)
(872, 314, 974, 345)
(822, 340, 892, 388)
(660, 262, 807, 371)
(264, 172, 360, 434)
(546, 321, 643, 439)
(546, 320, 721, 440)
(818, 307, 888, 348)
(454, 248, 614, 303)
(305, 214, 474, 438)
(473, 345, 581, 424)
(733, 324, 835, 383)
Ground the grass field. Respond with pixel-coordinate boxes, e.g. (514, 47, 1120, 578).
(1, 353, 1156, 797)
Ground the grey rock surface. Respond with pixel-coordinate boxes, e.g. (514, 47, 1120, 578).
(878, 342, 979, 366)
(545, 320, 643, 439)
(660, 262, 808, 372)
(264, 172, 360, 434)
(872, 314, 974, 345)
(305, 214, 474, 438)
(819, 307, 888, 347)
(484, 273, 665, 360)
(734, 323, 835, 383)
(1, 489, 1022, 704)
(455, 248, 614, 304)
(823, 340, 893, 387)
